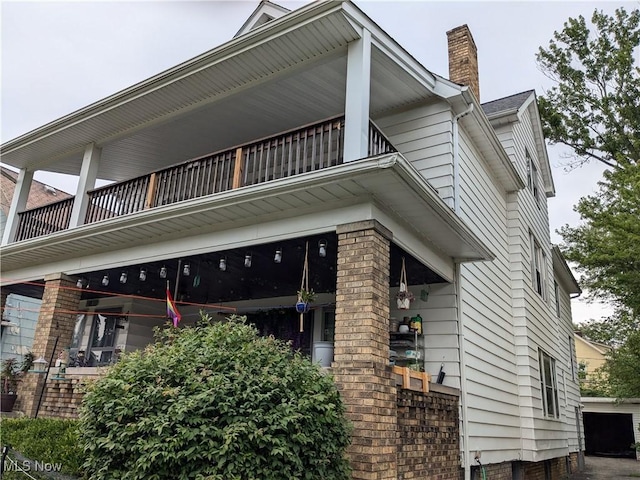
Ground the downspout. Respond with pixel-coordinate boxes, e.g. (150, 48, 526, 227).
(455, 261, 472, 480)
(453, 103, 474, 214)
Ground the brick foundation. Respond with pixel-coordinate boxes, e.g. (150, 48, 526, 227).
(397, 389, 460, 480)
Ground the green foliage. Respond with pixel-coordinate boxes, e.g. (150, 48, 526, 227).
(559, 166, 640, 313)
(79, 314, 351, 480)
(1, 353, 33, 393)
(577, 361, 610, 397)
(602, 330, 640, 398)
(576, 310, 640, 347)
(0, 418, 84, 476)
(537, 7, 640, 170)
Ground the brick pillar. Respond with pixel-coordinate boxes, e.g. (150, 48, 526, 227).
(15, 273, 81, 417)
(332, 220, 397, 480)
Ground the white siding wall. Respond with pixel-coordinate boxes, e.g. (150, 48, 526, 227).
(375, 101, 454, 207)
(457, 129, 521, 463)
(498, 104, 579, 461)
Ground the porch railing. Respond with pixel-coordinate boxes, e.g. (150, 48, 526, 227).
(15, 117, 396, 241)
(14, 197, 74, 242)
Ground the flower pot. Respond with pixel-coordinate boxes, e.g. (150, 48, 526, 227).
(313, 341, 334, 368)
(296, 301, 310, 313)
(0, 393, 17, 412)
(397, 298, 411, 310)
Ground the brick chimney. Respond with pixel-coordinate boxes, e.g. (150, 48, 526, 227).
(446, 25, 480, 101)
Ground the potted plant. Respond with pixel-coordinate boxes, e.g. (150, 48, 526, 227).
(1, 352, 33, 412)
(296, 288, 316, 314)
(396, 257, 414, 310)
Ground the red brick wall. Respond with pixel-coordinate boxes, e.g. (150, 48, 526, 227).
(397, 389, 460, 480)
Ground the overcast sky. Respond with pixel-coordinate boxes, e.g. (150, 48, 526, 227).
(1, 0, 633, 322)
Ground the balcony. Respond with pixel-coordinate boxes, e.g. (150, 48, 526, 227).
(14, 117, 395, 242)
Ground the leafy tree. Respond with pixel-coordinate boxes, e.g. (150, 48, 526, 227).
(602, 330, 640, 398)
(576, 309, 640, 347)
(80, 315, 351, 480)
(537, 7, 640, 170)
(559, 165, 640, 314)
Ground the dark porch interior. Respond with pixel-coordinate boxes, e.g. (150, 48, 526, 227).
(4, 236, 445, 306)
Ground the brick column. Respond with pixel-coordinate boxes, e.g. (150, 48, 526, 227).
(332, 220, 397, 480)
(16, 273, 81, 417)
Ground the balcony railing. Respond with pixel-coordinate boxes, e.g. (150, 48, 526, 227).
(15, 117, 395, 242)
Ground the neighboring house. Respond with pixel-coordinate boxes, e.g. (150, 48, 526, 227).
(574, 332, 611, 387)
(0, 167, 72, 363)
(0, 1, 583, 478)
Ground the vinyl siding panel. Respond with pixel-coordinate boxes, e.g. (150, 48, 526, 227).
(457, 128, 521, 463)
(498, 104, 580, 461)
(376, 101, 454, 206)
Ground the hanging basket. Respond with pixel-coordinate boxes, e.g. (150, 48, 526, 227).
(396, 258, 414, 310)
(296, 301, 310, 314)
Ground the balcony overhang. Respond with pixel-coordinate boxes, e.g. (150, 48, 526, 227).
(0, 153, 494, 282)
(0, 1, 440, 183)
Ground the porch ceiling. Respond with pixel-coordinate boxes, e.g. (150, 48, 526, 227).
(0, 4, 435, 183)
(0, 153, 494, 281)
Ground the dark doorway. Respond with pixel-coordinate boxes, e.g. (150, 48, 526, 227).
(583, 412, 636, 458)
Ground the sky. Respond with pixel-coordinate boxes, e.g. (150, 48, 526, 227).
(1, 0, 633, 323)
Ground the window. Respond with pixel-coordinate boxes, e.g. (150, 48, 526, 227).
(568, 335, 576, 380)
(554, 280, 560, 317)
(530, 232, 547, 299)
(526, 148, 540, 208)
(538, 349, 559, 418)
(69, 309, 125, 366)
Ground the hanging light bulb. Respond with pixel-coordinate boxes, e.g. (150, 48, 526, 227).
(139, 268, 147, 281)
(183, 263, 191, 276)
(318, 239, 327, 258)
(274, 249, 282, 263)
(76, 279, 83, 288)
(244, 253, 252, 268)
(219, 257, 227, 272)
(159, 266, 167, 279)
(120, 272, 128, 284)
(102, 275, 110, 286)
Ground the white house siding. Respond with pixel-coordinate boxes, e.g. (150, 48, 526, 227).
(457, 129, 521, 463)
(556, 278, 583, 454)
(389, 282, 460, 389)
(497, 103, 580, 461)
(375, 100, 454, 207)
(1, 293, 40, 362)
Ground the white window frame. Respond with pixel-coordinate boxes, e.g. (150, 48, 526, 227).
(538, 349, 559, 418)
(568, 335, 576, 381)
(530, 232, 548, 300)
(526, 148, 540, 208)
(554, 280, 561, 317)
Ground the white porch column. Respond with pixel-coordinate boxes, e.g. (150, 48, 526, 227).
(343, 29, 371, 162)
(69, 143, 101, 228)
(2, 168, 34, 245)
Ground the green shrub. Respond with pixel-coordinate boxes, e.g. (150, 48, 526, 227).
(79, 315, 351, 480)
(0, 417, 84, 476)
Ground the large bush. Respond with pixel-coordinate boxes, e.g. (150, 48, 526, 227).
(0, 417, 84, 477)
(79, 315, 351, 480)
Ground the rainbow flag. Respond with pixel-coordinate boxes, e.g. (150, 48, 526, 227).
(166, 288, 181, 327)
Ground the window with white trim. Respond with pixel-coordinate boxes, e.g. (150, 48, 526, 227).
(538, 349, 559, 418)
(554, 280, 561, 317)
(526, 148, 540, 208)
(568, 335, 576, 381)
(530, 232, 547, 300)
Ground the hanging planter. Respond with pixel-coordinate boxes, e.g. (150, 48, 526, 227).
(296, 242, 315, 330)
(396, 257, 414, 310)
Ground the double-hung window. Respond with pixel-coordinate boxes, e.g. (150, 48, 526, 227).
(538, 349, 559, 418)
(526, 148, 540, 208)
(530, 232, 547, 299)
